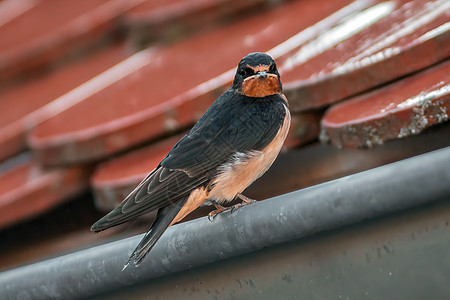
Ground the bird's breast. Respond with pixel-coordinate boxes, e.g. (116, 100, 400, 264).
(209, 104, 291, 203)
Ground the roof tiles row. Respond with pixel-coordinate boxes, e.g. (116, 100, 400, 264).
(0, 0, 448, 235)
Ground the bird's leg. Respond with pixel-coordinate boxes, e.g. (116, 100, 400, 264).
(208, 203, 228, 222)
(230, 193, 257, 213)
(237, 193, 257, 204)
(208, 194, 257, 221)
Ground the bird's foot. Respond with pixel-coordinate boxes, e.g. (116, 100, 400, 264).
(236, 193, 257, 205)
(231, 194, 257, 214)
(208, 204, 228, 222)
(208, 195, 257, 221)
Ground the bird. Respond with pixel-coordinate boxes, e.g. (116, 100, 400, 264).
(91, 52, 291, 268)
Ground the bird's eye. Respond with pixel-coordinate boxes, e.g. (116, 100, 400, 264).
(239, 67, 253, 77)
(269, 64, 276, 73)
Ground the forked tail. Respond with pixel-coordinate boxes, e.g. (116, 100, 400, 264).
(123, 196, 188, 269)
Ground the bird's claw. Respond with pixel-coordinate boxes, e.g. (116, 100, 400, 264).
(230, 201, 255, 214)
(208, 204, 228, 222)
(207, 213, 216, 222)
(230, 203, 243, 214)
(231, 194, 257, 213)
(208, 195, 257, 220)
(236, 194, 257, 205)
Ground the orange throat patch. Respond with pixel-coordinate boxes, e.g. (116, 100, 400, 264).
(241, 74, 280, 98)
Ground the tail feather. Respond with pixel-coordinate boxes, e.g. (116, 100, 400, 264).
(123, 196, 188, 269)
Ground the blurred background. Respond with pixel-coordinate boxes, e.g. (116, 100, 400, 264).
(0, 0, 449, 297)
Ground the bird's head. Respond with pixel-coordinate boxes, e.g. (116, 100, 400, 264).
(232, 52, 282, 98)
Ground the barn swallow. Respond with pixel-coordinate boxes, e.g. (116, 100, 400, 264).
(91, 52, 291, 268)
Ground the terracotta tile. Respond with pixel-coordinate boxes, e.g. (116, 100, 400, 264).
(92, 135, 182, 211)
(278, 0, 450, 111)
(28, 0, 354, 166)
(0, 0, 143, 85)
(321, 61, 449, 148)
(0, 43, 130, 162)
(0, 153, 90, 229)
(285, 111, 322, 148)
(124, 0, 268, 46)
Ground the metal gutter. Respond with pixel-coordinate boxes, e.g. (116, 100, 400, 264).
(1, 147, 450, 299)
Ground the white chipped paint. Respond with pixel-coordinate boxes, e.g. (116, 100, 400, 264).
(268, 0, 375, 59)
(0, 0, 38, 27)
(419, 21, 450, 41)
(333, 0, 450, 74)
(397, 83, 450, 109)
(280, 1, 394, 71)
(333, 47, 401, 75)
(380, 102, 396, 113)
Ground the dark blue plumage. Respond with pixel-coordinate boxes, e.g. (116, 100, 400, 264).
(91, 53, 290, 267)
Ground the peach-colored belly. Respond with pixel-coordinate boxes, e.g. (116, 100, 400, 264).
(209, 104, 290, 202)
(171, 103, 290, 225)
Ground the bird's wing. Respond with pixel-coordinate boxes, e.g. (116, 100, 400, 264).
(91, 91, 287, 232)
(90, 165, 206, 232)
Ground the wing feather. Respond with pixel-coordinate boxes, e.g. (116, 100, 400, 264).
(91, 90, 287, 232)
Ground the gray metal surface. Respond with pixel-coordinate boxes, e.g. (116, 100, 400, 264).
(1, 147, 450, 299)
(100, 198, 450, 300)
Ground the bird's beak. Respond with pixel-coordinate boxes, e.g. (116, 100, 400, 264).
(256, 71, 268, 79)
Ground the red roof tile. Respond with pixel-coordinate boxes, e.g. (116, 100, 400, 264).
(0, 0, 142, 85)
(28, 0, 354, 166)
(0, 154, 90, 229)
(0, 43, 129, 162)
(126, 0, 263, 21)
(285, 112, 322, 148)
(92, 135, 181, 211)
(279, 0, 450, 111)
(124, 0, 268, 46)
(321, 60, 449, 148)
